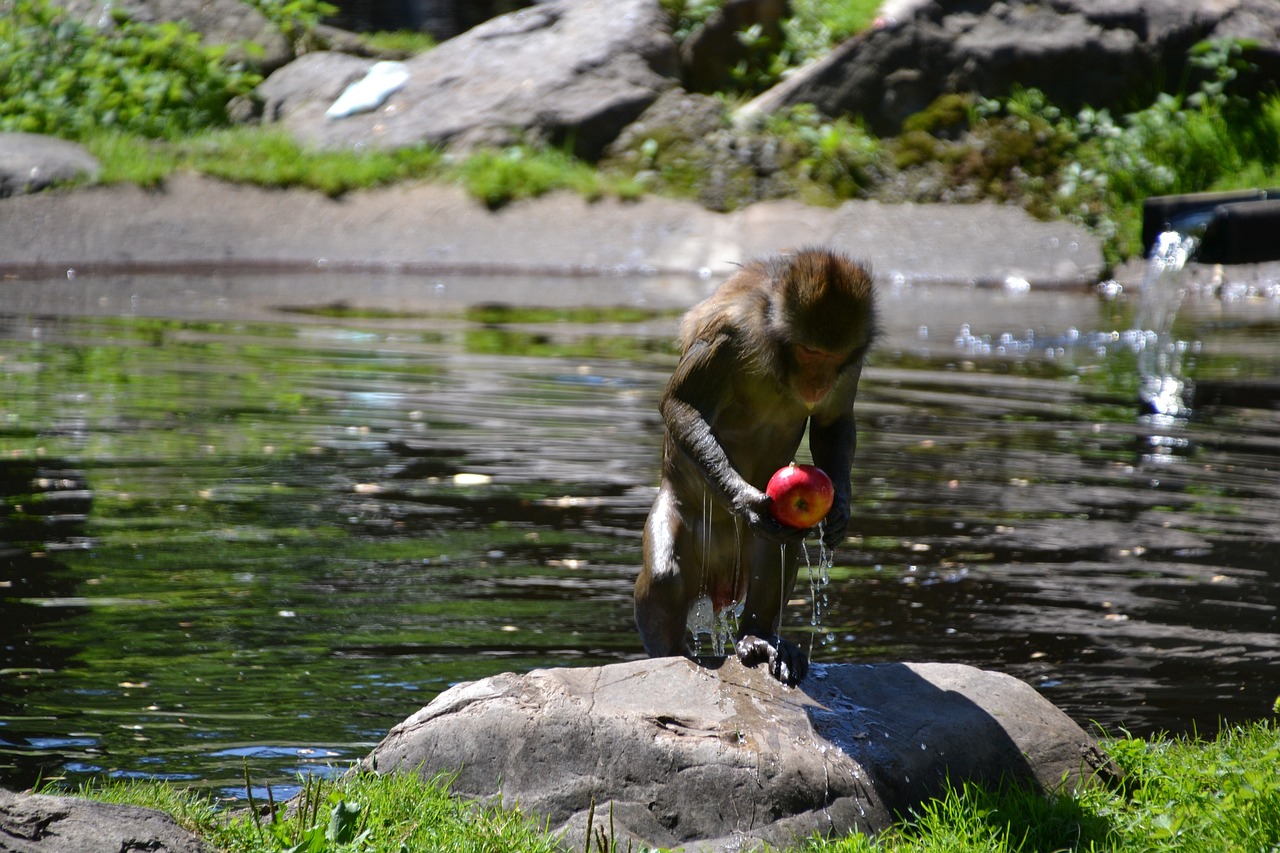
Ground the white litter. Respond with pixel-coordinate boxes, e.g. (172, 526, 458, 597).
(325, 61, 411, 120)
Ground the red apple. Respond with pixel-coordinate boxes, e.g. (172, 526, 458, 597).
(766, 463, 834, 529)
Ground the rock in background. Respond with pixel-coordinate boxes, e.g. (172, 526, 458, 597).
(362, 657, 1118, 852)
(0, 134, 100, 198)
(742, 0, 1280, 135)
(252, 0, 678, 158)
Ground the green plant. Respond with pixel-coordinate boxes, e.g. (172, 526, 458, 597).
(764, 104, 882, 201)
(660, 0, 880, 95)
(780, 0, 881, 68)
(244, 0, 337, 51)
(457, 145, 636, 209)
(357, 29, 436, 57)
(882, 38, 1280, 262)
(660, 0, 725, 43)
(0, 0, 260, 140)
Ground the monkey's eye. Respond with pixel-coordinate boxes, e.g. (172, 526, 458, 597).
(795, 345, 832, 363)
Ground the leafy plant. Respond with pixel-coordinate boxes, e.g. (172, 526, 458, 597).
(244, 0, 337, 51)
(458, 145, 641, 209)
(878, 38, 1280, 262)
(1050, 40, 1280, 261)
(0, 0, 260, 140)
(763, 104, 883, 201)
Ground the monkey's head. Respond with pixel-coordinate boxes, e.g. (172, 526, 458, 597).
(769, 248, 876, 408)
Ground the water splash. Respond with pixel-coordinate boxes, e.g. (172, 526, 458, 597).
(688, 594, 724, 656)
(1134, 231, 1198, 419)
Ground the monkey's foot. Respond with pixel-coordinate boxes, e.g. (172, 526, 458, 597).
(735, 634, 808, 686)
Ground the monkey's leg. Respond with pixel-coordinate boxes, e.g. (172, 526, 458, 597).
(735, 536, 808, 685)
(635, 484, 693, 657)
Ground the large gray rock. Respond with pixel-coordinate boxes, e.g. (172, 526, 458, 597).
(0, 788, 210, 853)
(0, 134, 100, 198)
(362, 657, 1117, 852)
(743, 0, 1280, 134)
(254, 0, 679, 159)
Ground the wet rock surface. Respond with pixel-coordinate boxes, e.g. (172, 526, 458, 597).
(0, 788, 211, 853)
(362, 657, 1117, 852)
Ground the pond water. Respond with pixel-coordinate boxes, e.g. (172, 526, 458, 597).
(2, 267, 1279, 801)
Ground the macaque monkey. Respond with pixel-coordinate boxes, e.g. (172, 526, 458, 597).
(635, 247, 876, 685)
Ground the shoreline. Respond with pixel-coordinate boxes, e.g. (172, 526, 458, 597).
(0, 172, 1107, 289)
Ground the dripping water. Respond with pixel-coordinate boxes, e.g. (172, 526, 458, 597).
(803, 527, 835, 660)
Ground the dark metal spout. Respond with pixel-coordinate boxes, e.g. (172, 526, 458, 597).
(1142, 189, 1280, 264)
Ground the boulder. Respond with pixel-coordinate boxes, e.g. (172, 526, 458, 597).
(0, 134, 100, 198)
(252, 0, 679, 159)
(0, 788, 210, 853)
(742, 0, 1280, 135)
(47, 0, 291, 71)
(362, 657, 1117, 852)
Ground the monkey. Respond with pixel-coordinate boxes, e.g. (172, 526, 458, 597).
(634, 247, 876, 686)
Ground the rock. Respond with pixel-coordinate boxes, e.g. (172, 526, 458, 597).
(362, 657, 1117, 852)
(0, 134, 100, 198)
(47, 0, 291, 72)
(741, 0, 1280, 135)
(0, 788, 211, 853)
(253, 0, 679, 160)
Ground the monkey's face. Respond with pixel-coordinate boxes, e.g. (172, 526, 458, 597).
(789, 343, 855, 408)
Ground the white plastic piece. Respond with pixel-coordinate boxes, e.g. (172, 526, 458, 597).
(325, 61, 411, 120)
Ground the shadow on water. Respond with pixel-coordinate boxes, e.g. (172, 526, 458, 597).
(2, 267, 1279, 798)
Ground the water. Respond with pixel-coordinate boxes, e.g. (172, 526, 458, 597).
(1134, 231, 1199, 419)
(3, 267, 1279, 800)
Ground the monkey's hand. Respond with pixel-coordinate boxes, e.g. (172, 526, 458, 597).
(737, 491, 807, 543)
(819, 494, 851, 549)
(736, 634, 808, 686)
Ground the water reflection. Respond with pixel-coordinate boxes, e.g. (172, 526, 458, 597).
(2, 271, 1279, 798)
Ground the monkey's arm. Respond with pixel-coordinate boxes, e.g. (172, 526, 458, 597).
(660, 338, 796, 542)
(809, 403, 857, 549)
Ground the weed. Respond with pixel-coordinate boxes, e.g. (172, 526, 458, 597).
(0, 0, 260, 140)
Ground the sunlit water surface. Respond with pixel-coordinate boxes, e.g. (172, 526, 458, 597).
(2, 270, 1278, 800)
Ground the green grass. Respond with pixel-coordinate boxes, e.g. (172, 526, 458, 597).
(82, 128, 643, 203)
(457, 145, 644, 209)
(80, 769, 563, 853)
(65, 720, 1280, 853)
(85, 127, 443, 196)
